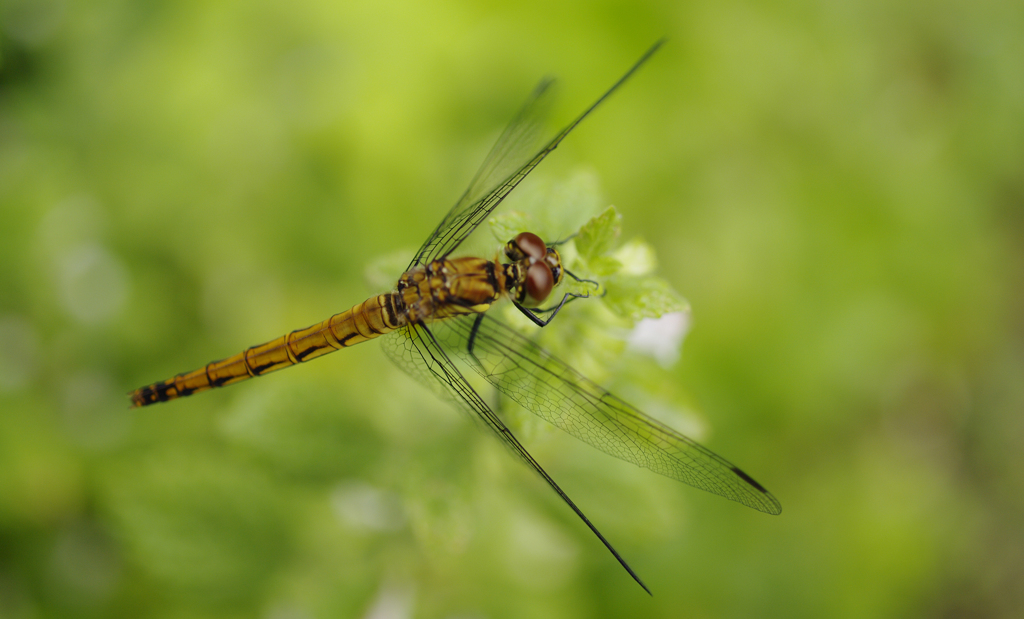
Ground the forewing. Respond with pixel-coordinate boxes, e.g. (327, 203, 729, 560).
(379, 324, 651, 594)
(409, 40, 665, 269)
(430, 313, 783, 515)
(408, 79, 555, 270)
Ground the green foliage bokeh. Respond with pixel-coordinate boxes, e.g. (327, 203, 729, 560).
(2, 1, 1022, 618)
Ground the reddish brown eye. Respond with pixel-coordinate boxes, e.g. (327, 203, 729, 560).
(524, 261, 554, 304)
(513, 232, 547, 260)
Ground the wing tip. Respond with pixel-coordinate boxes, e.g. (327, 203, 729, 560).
(731, 466, 783, 515)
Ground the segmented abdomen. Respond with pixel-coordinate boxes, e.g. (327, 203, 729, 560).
(129, 293, 399, 407)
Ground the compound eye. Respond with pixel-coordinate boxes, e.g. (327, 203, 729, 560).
(506, 232, 547, 261)
(524, 261, 554, 304)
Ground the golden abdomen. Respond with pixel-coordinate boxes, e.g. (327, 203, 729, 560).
(129, 294, 399, 407)
(130, 256, 506, 408)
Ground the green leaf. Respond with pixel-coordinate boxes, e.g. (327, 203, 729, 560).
(488, 211, 535, 244)
(613, 237, 658, 275)
(489, 169, 606, 246)
(586, 255, 624, 277)
(603, 273, 689, 322)
(575, 206, 622, 262)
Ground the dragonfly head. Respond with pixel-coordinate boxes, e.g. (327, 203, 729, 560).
(504, 232, 564, 306)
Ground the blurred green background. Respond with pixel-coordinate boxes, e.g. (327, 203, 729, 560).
(2, 0, 1022, 617)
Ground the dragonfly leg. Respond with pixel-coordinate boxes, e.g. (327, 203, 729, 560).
(513, 293, 579, 326)
(563, 268, 602, 291)
(466, 313, 486, 366)
(548, 233, 578, 247)
(514, 269, 603, 326)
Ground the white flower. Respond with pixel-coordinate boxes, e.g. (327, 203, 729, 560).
(626, 311, 690, 368)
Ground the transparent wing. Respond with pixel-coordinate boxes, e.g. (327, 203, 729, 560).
(407, 79, 555, 270)
(408, 40, 665, 270)
(380, 323, 651, 594)
(431, 313, 783, 515)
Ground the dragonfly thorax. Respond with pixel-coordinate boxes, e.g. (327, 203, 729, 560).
(503, 232, 564, 306)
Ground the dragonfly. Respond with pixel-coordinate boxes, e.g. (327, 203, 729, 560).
(129, 40, 781, 594)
